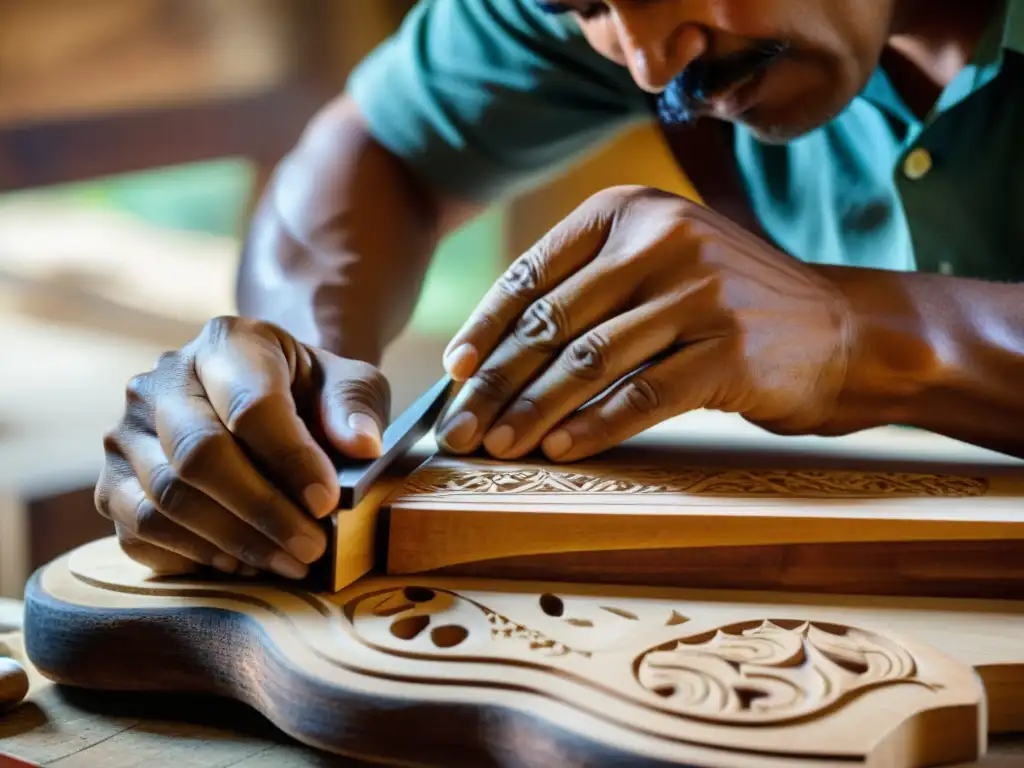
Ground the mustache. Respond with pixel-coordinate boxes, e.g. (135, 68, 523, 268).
(656, 40, 789, 124)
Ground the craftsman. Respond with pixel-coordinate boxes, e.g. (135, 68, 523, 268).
(95, 0, 1024, 580)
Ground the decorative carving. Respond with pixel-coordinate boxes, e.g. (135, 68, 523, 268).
(349, 588, 937, 725)
(29, 539, 1003, 767)
(357, 587, 589, 659)
(400, 464, 988, 498)
(635, 619, 929, 722)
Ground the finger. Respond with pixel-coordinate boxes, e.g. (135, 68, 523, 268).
(120, 434, 311, 580)
(314, 350, 390, 461)
(540, 339, 728, 462)
(153, 380, 328, 568)
(480, 303, 681, 458)
(194, 320, 340, 518)
(442, 196, 614, 381)
(437, 259, 644, 454)
(115, 523, 201, 576)
(102, 463, 234, 574)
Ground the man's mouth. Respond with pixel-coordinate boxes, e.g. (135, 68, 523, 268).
(656, 40, 789, 124)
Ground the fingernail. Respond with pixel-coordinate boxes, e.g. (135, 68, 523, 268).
(444, 343, 478, 381)
(212, 554, 238, 574)
(238, 564, 260, 577)
(348, 412, 383, 452)
(287, 535, 325, 563)
(543, 429, 573, 460)
(439, 411, 478, 451)
(303, 482, 336, 518)
(269, 551, 308, 580)
(484, 424, 515, 457)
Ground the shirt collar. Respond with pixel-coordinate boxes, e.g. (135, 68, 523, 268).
(860, 0, 1022, 127)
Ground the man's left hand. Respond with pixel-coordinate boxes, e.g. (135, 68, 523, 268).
(437, 185, 856, 462)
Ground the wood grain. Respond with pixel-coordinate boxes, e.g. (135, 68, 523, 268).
(20, 538, 1024, 767)
(323, 416, 1024, 597)
(432, 539, 1024, 600)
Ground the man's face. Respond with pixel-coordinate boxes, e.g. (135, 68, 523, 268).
(538, 1, 897, 142)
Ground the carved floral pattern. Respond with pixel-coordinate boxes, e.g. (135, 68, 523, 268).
(399, 465, 987, 498)
(635, 619, 928, 722)
(347, 588, 936, 724)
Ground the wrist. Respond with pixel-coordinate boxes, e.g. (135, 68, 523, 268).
(812, 265, 950, 432)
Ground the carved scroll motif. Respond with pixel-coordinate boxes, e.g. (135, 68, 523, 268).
(347, 587, 938, 725)
(636, 619, 928, 722)
(400, 465, 988, 498)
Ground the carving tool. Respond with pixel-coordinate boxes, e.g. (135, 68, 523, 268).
(336, 374, 455, 509)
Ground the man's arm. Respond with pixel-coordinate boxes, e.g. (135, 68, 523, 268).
(236, 97, 480, 365)
(235, 0, 647, 366)
(819, 265, 1024, 457)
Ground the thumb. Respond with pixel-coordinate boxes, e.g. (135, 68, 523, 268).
(311, 349, 391, 461)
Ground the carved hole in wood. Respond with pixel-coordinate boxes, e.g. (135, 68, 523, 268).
(404, 587, 436, 603)
(431, 625, 469, 648)
(390, 614, 430, 641)
(539, 593, 564, 617)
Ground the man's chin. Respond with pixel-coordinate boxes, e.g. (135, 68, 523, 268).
(657, 101, 833, 144)
(731, 105, 839, 144)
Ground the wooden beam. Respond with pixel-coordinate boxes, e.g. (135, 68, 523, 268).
(0, 86, 325, 192)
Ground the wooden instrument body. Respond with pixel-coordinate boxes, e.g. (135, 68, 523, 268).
(22, 537, 1024, 767)
(22, 416, 1024, 766)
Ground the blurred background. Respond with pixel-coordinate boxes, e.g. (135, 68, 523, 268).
(0, 0, 695, 597)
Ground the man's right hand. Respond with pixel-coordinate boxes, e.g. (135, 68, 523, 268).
(95, 316, 390, 579)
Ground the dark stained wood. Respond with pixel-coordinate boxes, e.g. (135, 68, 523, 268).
(433, 539, 1024, 600)
(17, 572, 671, 768)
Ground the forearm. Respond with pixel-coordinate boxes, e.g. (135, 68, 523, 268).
(821, 265, 1024, 456)
(236, 96, 479, 365)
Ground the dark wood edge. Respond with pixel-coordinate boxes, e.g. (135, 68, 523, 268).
(20, 569, 680, 768)
(0, 86, 327, 192)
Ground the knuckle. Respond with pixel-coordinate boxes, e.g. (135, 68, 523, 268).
(622, 375, 664, 417)
(500, 253, 544, 299)
(102, 428, 125, 457)
(132, 498, 166, 539)
(168, 427, 229, 481)
(153, 349, 184, 373)
(470, 366, 517, 402)
(593, 184, 643, 206)
(201, 315, 244, 345)
(147, 463, 189, 515)
(199, 315, 274, 350)
(514, 298, 568, 353)
(562, 332, 611, 382)
(223, 387, 287, 434)
(124, 373, 153, 407)
(330, 371, 390, 415)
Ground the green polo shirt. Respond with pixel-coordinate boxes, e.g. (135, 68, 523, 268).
(347, 0, 1024, 280)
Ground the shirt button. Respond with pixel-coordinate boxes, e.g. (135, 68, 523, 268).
(903, 148, 933, 180)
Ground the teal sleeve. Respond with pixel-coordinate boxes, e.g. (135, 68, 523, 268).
(345, 0, 649, 203)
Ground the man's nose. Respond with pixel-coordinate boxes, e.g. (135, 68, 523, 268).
(610, 4, 706, 93)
